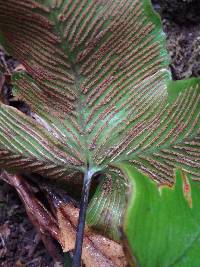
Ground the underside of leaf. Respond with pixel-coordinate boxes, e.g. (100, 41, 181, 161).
(0, 0, 173, 179)
(0, 0, 199, 184)
(87, 167, 128, 241)
(0, 0, 199, 265)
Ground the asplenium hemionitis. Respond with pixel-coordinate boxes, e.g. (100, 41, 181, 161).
(0, 0, 199, 266)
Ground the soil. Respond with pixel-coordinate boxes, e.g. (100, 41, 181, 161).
(153, 0, 200, 25)
(0, 182, 54, 267)
(153, 0, 200, 79)
(0, 1, 200, 267)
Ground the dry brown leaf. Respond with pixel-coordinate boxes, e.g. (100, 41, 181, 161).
(1, 171, 127, 266)
(0, 171, 59, 241)
(57, 203, 127, 267)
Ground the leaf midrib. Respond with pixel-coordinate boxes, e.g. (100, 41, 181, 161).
(51, 6, 93, 170)
(34, 4, 199, 177)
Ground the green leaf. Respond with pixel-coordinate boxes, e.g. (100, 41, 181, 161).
(0, 104, 82, 178)
(87, 168, 128, 241)
(0, 0, 199, 183)
(0, 0, 172, 178)
(122, 163, 200, 267)
(0, 0, 199, 251)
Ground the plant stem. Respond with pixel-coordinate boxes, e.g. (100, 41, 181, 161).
(72, 169, 93, 267)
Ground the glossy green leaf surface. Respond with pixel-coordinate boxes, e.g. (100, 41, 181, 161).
(122, 164, 200, 267)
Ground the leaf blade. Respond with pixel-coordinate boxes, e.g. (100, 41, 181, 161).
(0, 103, 83, 177)
(87, 168, 128, 241)
(121, 163, 200, 267)
(0, 0, 172, 176)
